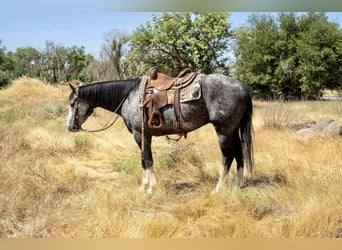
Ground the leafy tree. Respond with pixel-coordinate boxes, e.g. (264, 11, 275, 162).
(66, 45, 93, 82)
(125, 12, 233, 77)
(0, 39, 94, 84)
(0, 39, 5, 66)
(295, 13, 342, 98)
(234, 14, 281, 99)
(234, 12, 342, 99)
(0, 39, 11, 87)
(275, 12, 300, 98)
(39, 41, 93, 83)
(12, 47, 41, 78)
(40, 41, 68, 83)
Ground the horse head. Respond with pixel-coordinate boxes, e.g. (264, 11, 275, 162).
(67, 83, 94, 132)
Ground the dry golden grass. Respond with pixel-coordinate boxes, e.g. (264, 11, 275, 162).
(0, 78, 341, 238)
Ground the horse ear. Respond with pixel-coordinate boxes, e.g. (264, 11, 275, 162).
(69, 83, 77, 93)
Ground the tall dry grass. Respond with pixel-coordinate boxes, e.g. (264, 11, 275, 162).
(0, 78, 341, 238)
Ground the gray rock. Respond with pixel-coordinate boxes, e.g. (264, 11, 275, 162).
(294, 119, 341, 140)
(294, 127, 317, 140)
(315, 119, 335, 130)
(291, 121, 316, 130)
(323, 121, 342, 137)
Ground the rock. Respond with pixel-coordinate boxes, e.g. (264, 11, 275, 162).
(315, 119, 335, 130)
(294, 119, 341, 140)
(291, 121, 316, 130)
(294, 127, 317, 140)
(323, 121, 342, 137)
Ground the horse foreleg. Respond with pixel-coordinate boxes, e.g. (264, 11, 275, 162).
(136, 131, 157, 194)
(140, 167, 157, 194)
(147, 167, 157, 194)
(140, 169, 150, 192)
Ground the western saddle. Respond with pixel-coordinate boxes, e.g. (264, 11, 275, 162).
(140, 67, 200, 136)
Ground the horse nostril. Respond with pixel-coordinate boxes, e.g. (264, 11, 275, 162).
(68, 124, 78, 132)
(72, 124, 78, 131)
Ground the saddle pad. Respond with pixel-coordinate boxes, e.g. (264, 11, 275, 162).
(175, 74, 202, 103)
(139, 76, 149, 108)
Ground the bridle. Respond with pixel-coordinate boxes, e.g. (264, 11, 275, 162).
(70, 82, 136, 133)
(71, 96, 80, 131)
(71, 93, 124, 133)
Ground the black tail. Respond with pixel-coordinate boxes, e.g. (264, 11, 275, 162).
(240, 90, 254, 174)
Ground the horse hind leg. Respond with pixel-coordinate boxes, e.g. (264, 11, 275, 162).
(233, 131, 244, 187)
(212, 131, 243, 194)
(211, 133, 235, 194)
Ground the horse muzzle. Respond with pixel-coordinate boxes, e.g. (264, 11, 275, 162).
(67, 123, 81, 132)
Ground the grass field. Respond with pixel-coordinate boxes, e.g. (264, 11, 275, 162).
(0, 78, 341, 238)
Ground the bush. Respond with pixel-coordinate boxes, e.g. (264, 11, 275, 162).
(73, 134, 89, 149)
(0, 71, 10, 88)
(43, 102, 67, 119)
(261, 103, 295, 129)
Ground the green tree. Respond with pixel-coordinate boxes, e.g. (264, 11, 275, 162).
(39, 42, 93, 83)
(234, 12, 342, 99)
(66, 45, 93, 82)
(0, 39, 11, 87)
(125, 12, 233, 77)
(275, 12, 300, 98)
(0, 40, 20, 87)
(40, 41, 67, 83)
(296, 13, 342, 98)
(0, 39, 94, 84)
(234, 14, 281, 99)
(12, 47, 41, 79)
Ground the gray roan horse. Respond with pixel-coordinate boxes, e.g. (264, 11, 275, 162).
(67, 74, 253, 194)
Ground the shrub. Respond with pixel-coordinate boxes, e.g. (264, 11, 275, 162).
(43, 102, 67, 119)
(73, 134, 89, 149)
(261, 103, 295, 129)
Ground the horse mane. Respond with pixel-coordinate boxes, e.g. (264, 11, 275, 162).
(78, 79, 140, 109)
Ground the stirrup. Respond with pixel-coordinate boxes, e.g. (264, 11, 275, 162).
(148, 110, 163, 129)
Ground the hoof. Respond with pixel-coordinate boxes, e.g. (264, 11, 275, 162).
(211, 189, 218, 195)
(139, 185, 154, 195)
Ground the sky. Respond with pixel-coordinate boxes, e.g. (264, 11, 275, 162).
(1, 12, 342, 58)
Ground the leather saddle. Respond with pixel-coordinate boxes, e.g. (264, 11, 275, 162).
(147, 67, 195, 90)
(140, 67, 200, 135)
